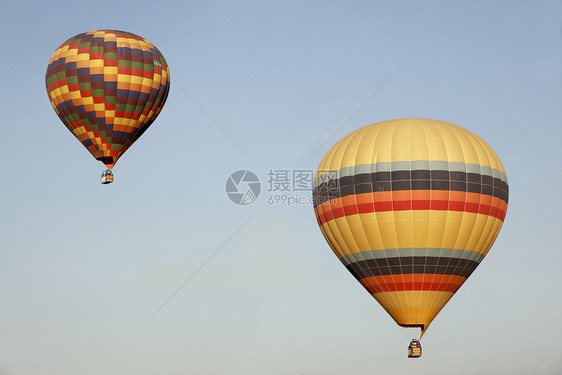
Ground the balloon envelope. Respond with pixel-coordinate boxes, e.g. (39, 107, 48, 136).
(313, 119, 508, 337)
(46, 30, 170, 169)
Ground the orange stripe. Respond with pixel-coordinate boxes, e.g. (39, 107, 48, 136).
(314, 190, 507, 225)
(359, 274, 467, 294)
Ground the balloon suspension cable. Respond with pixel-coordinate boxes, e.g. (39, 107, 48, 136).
(399, 323, 425, 339)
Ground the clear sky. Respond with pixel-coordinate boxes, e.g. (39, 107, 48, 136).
(1, 0, 561, 374)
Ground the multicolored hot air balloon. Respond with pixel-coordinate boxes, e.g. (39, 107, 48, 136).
(46, 30, 170, 184)
(313, 119, 508, 356)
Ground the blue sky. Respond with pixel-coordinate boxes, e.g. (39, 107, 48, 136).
(1, 1, 561, 374)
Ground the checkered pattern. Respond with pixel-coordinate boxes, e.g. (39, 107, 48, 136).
(46, 30, 170, 168)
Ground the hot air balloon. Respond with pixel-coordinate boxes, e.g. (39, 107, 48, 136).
(46, 30, 170, 184)
(312, 119, 508, 357)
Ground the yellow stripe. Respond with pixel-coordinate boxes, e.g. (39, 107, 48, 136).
(81, 96, 93, 105)
(118, 74, 132, 84)
(373, 290, 455, 332)
(76, 53, 90, 62)
(130, 75, 144, 85)
(69, 90, 81, 100)
(317, 119, 506, 175)
(104, 67, 118, 75)
(319, 210, 504, 256)
(89, 59, 104, 68)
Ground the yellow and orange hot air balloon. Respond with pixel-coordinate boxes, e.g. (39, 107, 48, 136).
(313, 119, 508, 354)
(46, 30, 170, 183)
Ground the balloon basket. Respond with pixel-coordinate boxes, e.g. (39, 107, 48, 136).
(101, 169, 114, 184)
(408, 339, 422, 358)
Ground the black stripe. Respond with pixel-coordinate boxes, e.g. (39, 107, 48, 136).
(313, 169, 509, 207)
(345, 256, 480, 279)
